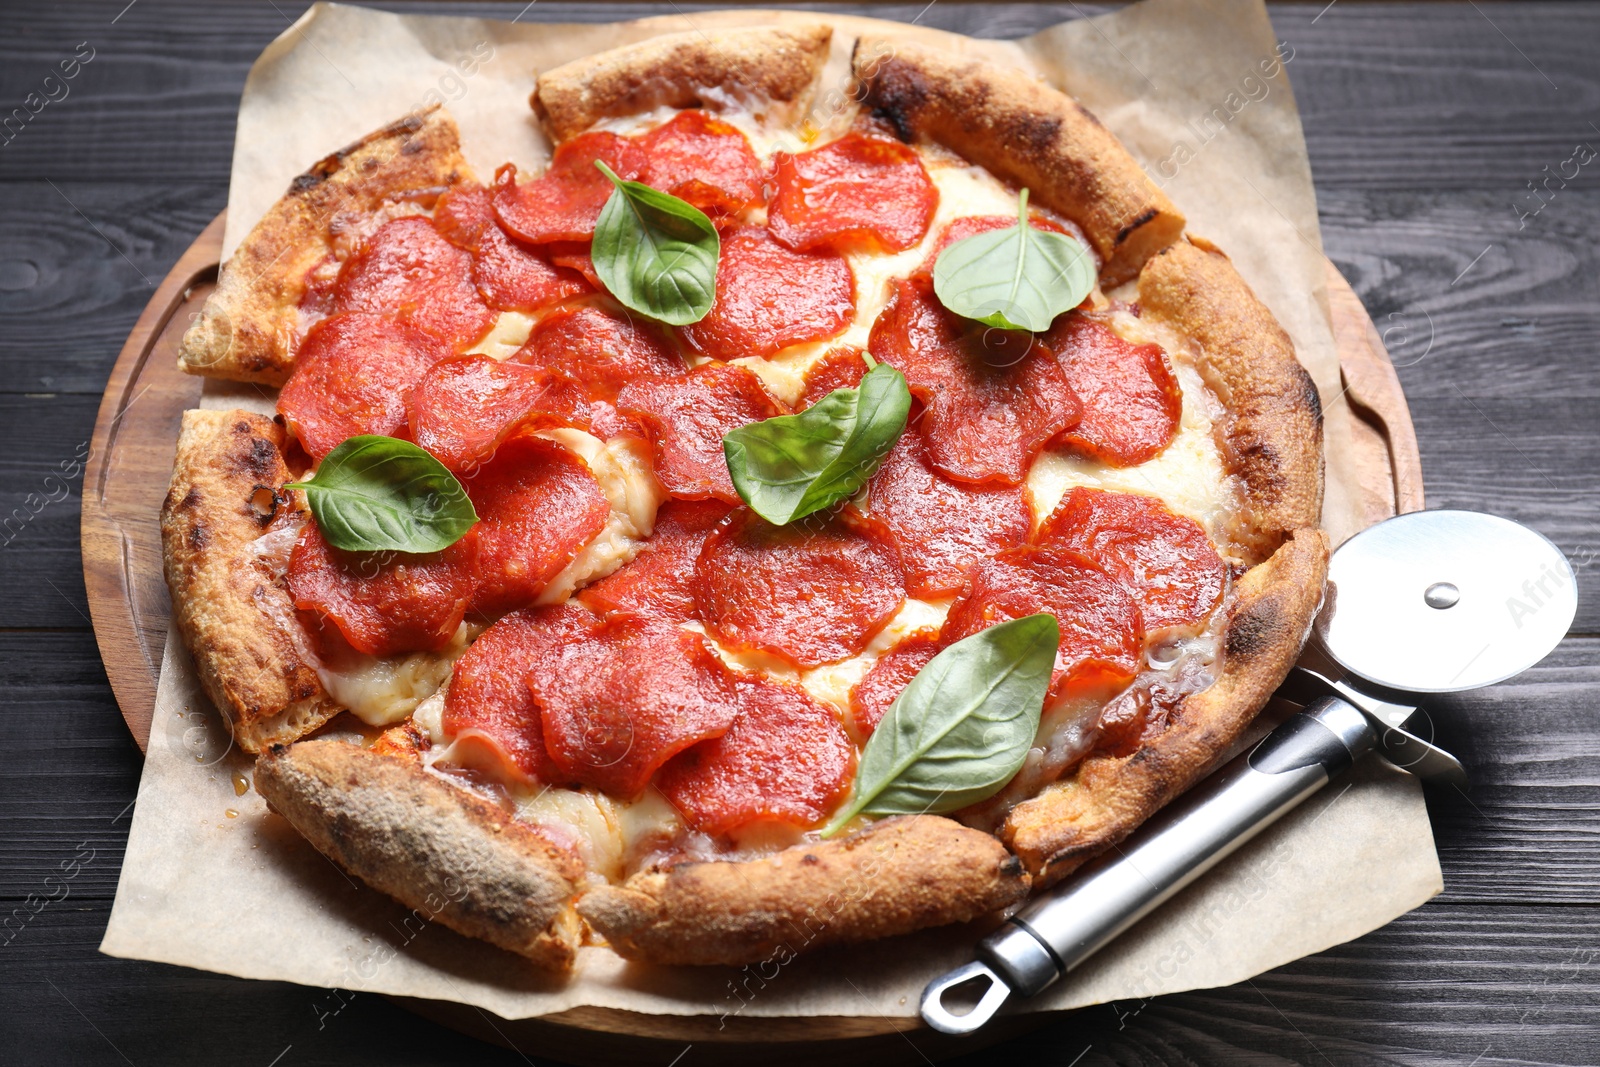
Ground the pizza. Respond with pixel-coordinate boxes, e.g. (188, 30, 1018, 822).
(161, 24, 1325, 974)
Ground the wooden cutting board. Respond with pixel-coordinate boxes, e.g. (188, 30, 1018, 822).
(78, 211, 1424, 1065)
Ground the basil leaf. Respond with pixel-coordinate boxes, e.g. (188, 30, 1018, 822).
(821, 613, 1058, 836)
(723, 363, 912, 525)
(932, 188, 1096, 333)
(285, 435, 478, 554)
(591, 161, 720, 326)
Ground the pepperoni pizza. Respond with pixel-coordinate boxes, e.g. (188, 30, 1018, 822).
(162, 25, 1326, 972)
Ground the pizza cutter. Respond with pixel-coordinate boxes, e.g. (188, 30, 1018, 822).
(921, 510, 1576, 1034)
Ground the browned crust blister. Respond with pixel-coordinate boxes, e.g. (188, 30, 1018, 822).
(851, 38, 1185, 285)
(533, 25, 833, 143)
(160, 409, 340, 754)
(177, 107, 471, 386)
(255, 739, 585, 972)
(577, 815, 1027, 966)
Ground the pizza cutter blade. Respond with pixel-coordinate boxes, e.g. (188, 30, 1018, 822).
(920, 510, 1576, 1035)
(1317, 509, 1576, 693)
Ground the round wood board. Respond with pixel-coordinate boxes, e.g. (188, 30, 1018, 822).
(80, 211, 1425, 1064)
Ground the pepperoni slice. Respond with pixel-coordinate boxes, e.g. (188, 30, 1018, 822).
(463, 434, 610, 616)
(617, 362, 785, 503)
(678, 228, 854, 362)
(578, 499, 731, 622)
(1035, 487, 1225, 631)
(768, 132, 938, 253)
(475, 226, 591, 313)
(408, 356, 591, 473)
(637, 109, 763, 220)
(586, 400, 653, 444)
(286, 524, 478, 658)
(529, 614, 743, 797)
(278, 313, 445, 460)
(694, 508, 906, 668)
(435, 179, 596, 311)
(1094, 682, 1185, 759)
(866, 423, 1033, 597)
(1046, 315, 1183, 467)
(547, 242, 602, 289)
(493, 135, 646, 245)
(515, 305, 687, 402)
(658, 675, 853, 834)
(441, 603, 600, 784)
(848, 632, 941, 738)
(798, 347, 868, 409)
(332, 217, 494, 350)
(942, 546, 1144, 700)
(868, 275, 1081, 485)
(432, 181, 494, 252)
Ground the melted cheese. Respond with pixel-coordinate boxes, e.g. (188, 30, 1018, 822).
(318, 625, 475, 727)
(1025, 361, 1237, 545)
(797, 598, 950, 714)
(481, 779, 686, 884)
(534, 429, 664, 603)
(683, 595, 950, 720)
(466, 311, 534, 360)
(246, 524, 469, 727)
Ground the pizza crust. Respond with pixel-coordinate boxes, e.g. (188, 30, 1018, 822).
(851, 37, 1185, 286)
(177, 107, 471, 386)
(1138, 239, 1324, 556)
(999, 239, 1328, 886)
(157, 29, 1334, 971)
(533, 25, 833, 143)
(1003, 527, 1328, 887)
(160, 409, 341, 754)
(576, 815, 1028, 966)
(255, 739, 584, 972)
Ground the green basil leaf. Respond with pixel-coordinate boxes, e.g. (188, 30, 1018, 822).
(821, 613, 1058, 836)
(932, 188, 1096, 333)
(285, 435, 478, 554)
(591, 161, 720, 326)
(723, 363, 912, 525)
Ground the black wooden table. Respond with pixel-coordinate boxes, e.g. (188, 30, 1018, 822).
(2, 2, 1596, 1064)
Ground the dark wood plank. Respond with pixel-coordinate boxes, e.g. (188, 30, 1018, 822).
(1320, 189, 1600, 401)
(6, 902, 1599, 1066)
(1422, 638, 1600, 905)
(1280, 3, 1595, 191)
(0, 182, 223, 394)
(0, 394, 118, 629)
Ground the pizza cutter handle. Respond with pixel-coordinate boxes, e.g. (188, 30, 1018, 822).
(920, 696, 1375, 1034)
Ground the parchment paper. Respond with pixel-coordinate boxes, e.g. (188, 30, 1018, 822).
(102, 0, 1440, 1021)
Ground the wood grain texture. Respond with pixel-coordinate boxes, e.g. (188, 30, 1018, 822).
(0, 2, 1595, 1066)
(6, 903, 1599, 1066)
(0, 182, 224, 393)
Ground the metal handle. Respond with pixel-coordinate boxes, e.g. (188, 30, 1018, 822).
(921, 697, 1376, 1033)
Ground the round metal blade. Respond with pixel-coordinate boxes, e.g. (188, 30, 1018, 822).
(1316, 510, 1576, 693)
